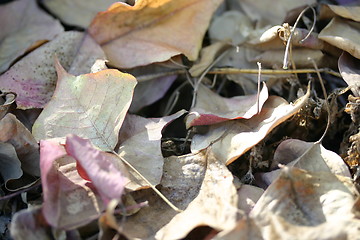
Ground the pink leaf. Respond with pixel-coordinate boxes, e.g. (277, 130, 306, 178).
(40, 139, 104, 229)
(65, 134, 128, 203)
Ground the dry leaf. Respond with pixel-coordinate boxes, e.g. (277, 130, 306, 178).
(237, 0, 315, 26)
(192, 85, 310, 164)
(40, 139, 104, 229)
(42, 0, 121, 28)
(0, 143, 22, 188)
(213, 217, 263, 240)
(271, 139, 351, 177)
(65, 135, 129, 203)
(129, 75, 176, 112)
(319, 17, 360, 59)
(0, 0, 64, 73)
(88, 0, 223, 68)
(10, 206, 52, 240)
(189, 41, 231, 77)
(186, 83, 268, 128)
(156, 151, 239, 239)
(338, 51, 360, 97)
(0, 92, 16, 120)
(320, 4, 360, 22)
(208, 10, 253, 45)
(0, 32, 106, 109)
(237, 185, 264, 214)
(0, 113, 40, 176)
(118, 110, 186, 190)
(120, 152, 207, 239)
(250, 167, 360, 240)
(32, 59, 137, 151)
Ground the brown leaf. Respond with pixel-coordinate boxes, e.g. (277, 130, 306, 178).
(0, 92, 16, 120)
(0, 0, 64, 73)
(0, 143, 22, 188)
(338, 51, 360, 97)
(191, 84, 310, 164)
(319, 17, 360, 59)
(0, 113, 40, 176)
(156, 152, 239, 239)
(120, 152, 207, 239)
(118, 110, 186, 190)
(237, 0, 315, 26)
(0, 32, 106, 109)
(213, 218, 263, 240)
(88, 0, 223, 68)
(186, 83, 268, 128)
(42, 0, 121, 28)
(320, 4, 360, 22)
(250, 167, 360, 240)
(32, 60, 137, 151)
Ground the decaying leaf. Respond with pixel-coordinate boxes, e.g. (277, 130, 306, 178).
(88, 0, 223, 68)
(189, 41, 231, 77)
(0, 0, 64, 74)
(120, 152, 207, 239)
(156, 151, 239, 239)
(40, 139, 104, 229)
(118, 110, 186, 190)
(0, 32, 106, 109)
(42, 0, 121, 28)
(192, 84, 310, 164)
(213, 217, 263, 240)
(319, 17, 360, 59)
(65, 134, 129, 203)
(250, 167, 360, 240)
(0, 113, 40, 176)
(10, 206, 52, 240)
(237, 0, 316, 26)
(0, 92, 16, 120)
(237, 185, 264, 214)
(186, 83, 268, 128)
(32, 59, 137, 151)
(338, 51, 360, 97)
(320, 4, 360, 22)
(0, 143, 23, 188)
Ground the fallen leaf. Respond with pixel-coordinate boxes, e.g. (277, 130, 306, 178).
(237, 185, 264, 215)
(0, 0, 64, 73)
(0, 32, 106, 109)
(32, 59, 137, 151)
(10, 206, 52, 240)
(0, 92, 16, 120)
(189, 41, 231, 77)
(129, 75, 176, 112)
(65, 134, 129, 203)
(186, 83, 268, 128)
(88, 0, 223, 68)
(0, 113, 40, 176)
(156, 151, 239, 239)
(40, 139, 104, 229)
(120, 152, 207, 239)
(208, 10, 253, 45)
(250, 167, 360, 240)
(0, 143, 23, 188)
(213, 217, 263, 240)
(338, 51, 360, 97)
(237, 0, 316, 26)
(42, 0, 121, 28)
(319, 17, 360, 59)
(320, 4, 360, 22)
(271, 139, 351, 177)
(191, 84, 310, 164)
(118, 110, 186, 190)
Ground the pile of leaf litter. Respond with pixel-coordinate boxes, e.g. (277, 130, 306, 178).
(0, 0, 360, 239)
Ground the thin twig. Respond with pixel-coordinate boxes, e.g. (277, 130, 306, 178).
(283, 5, 316, 69)
(113, 151, 182, 213)
(256, 62, 262, 114)
(310, 59, 331, 143)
